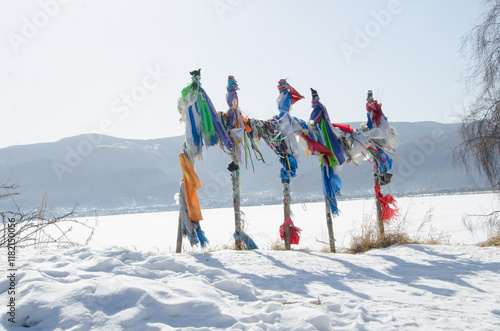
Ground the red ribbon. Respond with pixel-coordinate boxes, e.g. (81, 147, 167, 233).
(302, 133, 333, 165)
(366, 101, 384, 127)
(280, 218, 302, 244)
(289, 84, 304, 105)
(374, 184, 398, 222)
(332, 123, 354, 134)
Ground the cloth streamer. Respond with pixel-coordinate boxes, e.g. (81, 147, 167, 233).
(197, 93, 219, 146)
(275, 79, 303, 185)
(332, 123, 354, 134)
(180, 79, 218, 147)
(279, 218, 302, 245)
(368, 145, 393, 174)
(279, 154, 298, 184)
(374, 184, 398, 222)
(302, 133, 334, 165)
(178, 181, 208, 247)
(322, 166, 342, 215)
(200, 88, 234, 150)
(366, 101, 384, 128)
(179, 152, 203, 221)
(233, 232, 258, 249)
(305, 93, 345, 216)
(289, 84, 304, 105)
(310, 99, 346, 166)
(277, 79, 304, 116)
(377, 149, 393, 173)
(178, 92, 203, 159)
(179, 73, 234, 160)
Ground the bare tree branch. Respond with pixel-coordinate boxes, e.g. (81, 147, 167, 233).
(1, 185, 97, 248)
(455, 0, 500, 191)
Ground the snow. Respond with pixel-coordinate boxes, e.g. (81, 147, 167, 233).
(87, 192, 499, 252)
(1, 193, 500, 330)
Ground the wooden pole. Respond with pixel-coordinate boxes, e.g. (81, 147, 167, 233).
(176, 179, 185, 253)
(373, 158, 385, 240)
(231, 151, 243, 250)
(176, 213, 183, 253)
(324, 199, 336, 253)
(283, 181, 292, 250)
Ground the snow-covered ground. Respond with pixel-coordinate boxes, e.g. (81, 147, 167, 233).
(87, 192, 499, 253)
(1, 193, 499, 330)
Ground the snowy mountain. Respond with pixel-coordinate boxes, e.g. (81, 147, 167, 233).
(0, 122, 488, 216)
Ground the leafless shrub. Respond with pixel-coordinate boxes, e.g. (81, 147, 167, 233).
(1, 186, 97, 248)
(463, 209, 500, 247)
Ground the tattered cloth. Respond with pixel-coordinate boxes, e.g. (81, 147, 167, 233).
(178, 181, 208, 247)
(309, 99, 346, 166)
(279, 217, 302, 245)
(366, 101, 384, 128)
(179, 152, 203, 221)
(322, 166, 342, 216)
(374, 184, 398, 222)
(332, 123, 354, 134)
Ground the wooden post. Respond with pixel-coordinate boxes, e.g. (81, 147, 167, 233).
(176, 179, 185, 253)
(231, 152, 243, 250)
(373, 158, 385, 240)
(176, 213, 182, 253)
(283, 181, 292, 250)
(324, 199, 336, 253)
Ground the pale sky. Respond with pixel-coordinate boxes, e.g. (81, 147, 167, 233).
(0, 0, 485, 148)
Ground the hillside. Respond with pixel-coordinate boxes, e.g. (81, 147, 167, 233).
(0, 122, 488, 216)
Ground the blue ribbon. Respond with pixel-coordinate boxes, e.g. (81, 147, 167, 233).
(233, 232, 258, 249)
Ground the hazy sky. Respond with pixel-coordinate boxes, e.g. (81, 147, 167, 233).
(0, 0, 485, 148)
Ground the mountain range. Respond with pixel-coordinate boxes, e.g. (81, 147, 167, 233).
(0, 122, 488, 216)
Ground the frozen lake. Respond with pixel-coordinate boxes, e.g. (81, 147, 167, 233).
(80, 192, 499, 253)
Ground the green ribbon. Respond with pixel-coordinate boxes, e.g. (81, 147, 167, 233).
(320, 119, 339, 167)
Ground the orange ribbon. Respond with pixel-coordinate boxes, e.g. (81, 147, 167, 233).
(179, 152, 203, 221)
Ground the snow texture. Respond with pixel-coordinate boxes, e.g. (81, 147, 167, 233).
(1, 193, 499, 330)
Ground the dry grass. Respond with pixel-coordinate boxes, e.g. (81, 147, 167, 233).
(345, 205, 449, 254)
(205, 243, 235, 252)
(345, 229, 417, 254)
(319, 246, 333, 253)
(478, 234, 500, 247)
(270, 239, 286, 251)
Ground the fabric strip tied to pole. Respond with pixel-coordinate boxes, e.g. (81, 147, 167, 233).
(374, 184, 398, 222)
(279, 218, 302, 245)
(322, 166, 342, 215)
(179, 152, 203, 221)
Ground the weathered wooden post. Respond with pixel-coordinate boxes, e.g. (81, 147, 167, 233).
(306, 88, 344, 253)
(373, 158, 385, 240)
(283, 181, 292, 250)
(230, 151, 243, 250)
(176, 69, 229, 252)
(176, 212, 183, 253)
(365, 89, 395, 241)
(225, 75, 245, 250)
(276, 79, 304, 250)
(324, 199, 336, 252)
